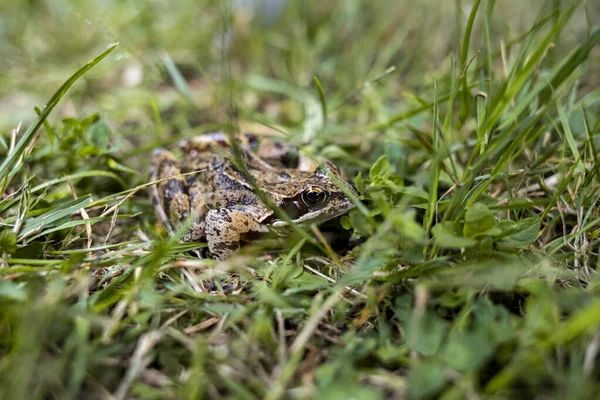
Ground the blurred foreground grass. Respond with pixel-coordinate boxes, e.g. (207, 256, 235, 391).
(1, 0, 600, 398)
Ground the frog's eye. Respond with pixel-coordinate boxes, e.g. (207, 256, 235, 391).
(301, 187, 328, 208)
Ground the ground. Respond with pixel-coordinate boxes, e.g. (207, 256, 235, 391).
(1, 0, 600, 399)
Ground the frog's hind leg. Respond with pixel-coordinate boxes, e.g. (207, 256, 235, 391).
(150, 149, 191, 236)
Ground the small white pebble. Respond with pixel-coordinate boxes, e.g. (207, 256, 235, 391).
(122, 62, 143, 88)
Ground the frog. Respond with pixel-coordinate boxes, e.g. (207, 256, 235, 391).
(149, 132, 357, 260)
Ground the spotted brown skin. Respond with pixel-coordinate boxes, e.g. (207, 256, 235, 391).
(150, 133, 356, 260)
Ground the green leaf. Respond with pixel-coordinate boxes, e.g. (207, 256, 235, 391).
(546, 297, 600, 347)
(250, 309, 275, 347)
(409, 360, 446, 398)
(161, 51, 197, 106)
(497, 218, 540, 247)
(354, 171, 364, 193)
(314, 75, 328, 124)
(0, 281, 28, 302)
(458, 0, 482, 118)
(442, 330, 493, 372)
(0, 230, 17, 254)
(473, 299, 516, 345)
(107, 158, 138, 175)
(557, 99, 584, 173)
(407, 310, 449, 356)
(463, 203, 495, 238)
(13, 242, 44, 259)
(88, 120, 111, 151)
(375, 343, 406, 365)
(34, 106, 56, 146)
(369, 155, 391, 181)
(290, 271, 329, 290)
(340, 215, 352, 230)
(432, 222, 477, 249)
(271, 262, 303, 290)
(316, 383, 383, 400)
(391, 211, 427, 242)
(394, 295, 413, 323)
(424, 258, 526, 290)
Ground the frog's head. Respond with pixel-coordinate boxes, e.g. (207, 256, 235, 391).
(265, 162, 357, 227)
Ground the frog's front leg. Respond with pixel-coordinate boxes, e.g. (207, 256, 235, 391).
(150, 149, 194, 236)
(204, 209, 269, 260)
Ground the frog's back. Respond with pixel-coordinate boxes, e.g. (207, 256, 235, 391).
(185, 152, 260, 209)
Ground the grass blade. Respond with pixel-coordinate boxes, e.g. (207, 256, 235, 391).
(0, 43, 118, 182)
(18, 195, 93, 241)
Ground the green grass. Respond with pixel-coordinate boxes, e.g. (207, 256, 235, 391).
(1, 0, 600, 398)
